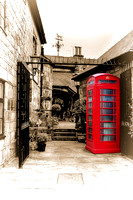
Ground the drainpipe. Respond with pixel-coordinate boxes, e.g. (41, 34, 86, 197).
(40, 46, 44, 107)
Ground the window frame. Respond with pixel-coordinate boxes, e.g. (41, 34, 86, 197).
(0, 80, 5, 139)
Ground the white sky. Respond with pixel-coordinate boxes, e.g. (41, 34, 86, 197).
(37, 0, 133, 58)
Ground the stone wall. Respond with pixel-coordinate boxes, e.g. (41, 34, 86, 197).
(0, 0, 42, 166)
(42, 64, 53, 117)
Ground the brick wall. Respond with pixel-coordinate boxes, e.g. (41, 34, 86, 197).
(0, 0, 42, 166)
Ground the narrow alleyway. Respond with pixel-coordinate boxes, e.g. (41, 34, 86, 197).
(1, 141, 133, 200)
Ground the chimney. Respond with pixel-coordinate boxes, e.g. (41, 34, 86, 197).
(74, 46, 83, 57)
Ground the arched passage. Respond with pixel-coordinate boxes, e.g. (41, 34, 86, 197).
(52, 86, 76, 121)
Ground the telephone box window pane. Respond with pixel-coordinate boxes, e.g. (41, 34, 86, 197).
(103, 136, 113, 141)
(89, 103, 92, 108)
(103, 122, 113, 128)
(89, 121, 92, 127)
(103, 129, 113, 134)
(0, 103, 3, 118)
(103, 109, 113, 114)
(89, 128, 92, 133)
(89, 115, 92, 120)
(89, 134, 92, 140)
(103, 89, 113, 94)
(103, 96, 113, 101)
(0, 119, 2, 134)
(89, 90, 92, 95)
(89, 109, 92, 114)
(103, 102, 113, 108)
(88, 97, 92, 102)
(103, 115, 113, 121)
(0, 83, 3, 98)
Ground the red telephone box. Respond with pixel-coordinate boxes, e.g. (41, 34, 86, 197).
(86, 73, 120, 153)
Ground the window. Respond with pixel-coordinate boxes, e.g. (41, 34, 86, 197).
(0, 81, 4, 137)
(100, 89, 116, 142)
(99, 80, 117, 84)
(0, 0, 6, 30)
(88, 89, 93, 140)
(33, 35, 37, 55)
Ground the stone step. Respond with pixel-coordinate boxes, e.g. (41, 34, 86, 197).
(53, 132, 76, 136)
(53, 135, 77, 141)
(52, 129, 77, 141)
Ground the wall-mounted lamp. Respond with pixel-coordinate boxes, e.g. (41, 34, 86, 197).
(30, 56, 41, 77)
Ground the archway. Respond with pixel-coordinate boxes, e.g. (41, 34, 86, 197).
(52, 86, 76, 121)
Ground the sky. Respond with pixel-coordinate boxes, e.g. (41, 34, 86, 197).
(37, 0, 133, 58)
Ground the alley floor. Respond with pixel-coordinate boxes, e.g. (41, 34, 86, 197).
(1, 141, 133, 200)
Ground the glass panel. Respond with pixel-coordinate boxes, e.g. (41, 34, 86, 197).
(99, 80, 117, 84)
(89, 90, 92, 95)
(89, 115, 92, 120)
(103, 115, 113, 121)
(89, 134, 92, 140)
(103, 102, 113, 108)
(89, 109, 92, 114)
(0, 119, 2, 134)
(103, 109, 113, 114)
(103, 122, 113, 128)
(89, 103, 92, 108)
(103, 136, 113, 141)
(88, 97, 92, 102)
(103, 129, 113, 134)
(89, 128, 92, 133)
(0, 83, 3, 98)
(0, 103, 3, 118)
(103, 89, 113, 94)
(89, 121, 92, 127)
(103, 96, 113, 101)
(88, 80, 94, 85)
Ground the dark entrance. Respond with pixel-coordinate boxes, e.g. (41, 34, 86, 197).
(17, 62, 30, 168)
(52, 86, 76, 120)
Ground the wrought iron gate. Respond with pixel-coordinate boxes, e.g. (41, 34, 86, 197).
(17, 62, 30, 168)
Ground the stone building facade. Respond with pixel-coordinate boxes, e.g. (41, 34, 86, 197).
(0, 0, 46, 167)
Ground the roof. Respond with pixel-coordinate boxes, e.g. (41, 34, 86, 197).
(72, 31, 133, 81)
(53, 72, 76, 92)
(28, 0, 46, 44)
(99, 30, 133, 61)
(89, 73, 119, 79)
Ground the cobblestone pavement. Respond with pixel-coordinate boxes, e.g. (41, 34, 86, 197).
(1, 141, 133, 200)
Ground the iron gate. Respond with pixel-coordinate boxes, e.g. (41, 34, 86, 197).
(17, 62, 30, 168)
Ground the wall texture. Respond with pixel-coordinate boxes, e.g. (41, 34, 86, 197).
(0, 0, 42, 166)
